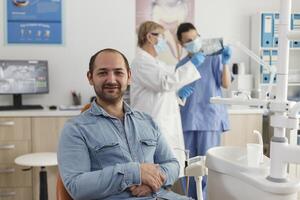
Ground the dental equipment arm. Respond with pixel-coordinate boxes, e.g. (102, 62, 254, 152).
(288, 102, 300, 118)
(229, 40, 266, 67)
(227, 40, 277, 96)
(210, 96, 268, 108)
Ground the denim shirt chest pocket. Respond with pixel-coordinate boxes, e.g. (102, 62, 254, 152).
(92, 139, 125, 169)
(140, 138, 157, 163)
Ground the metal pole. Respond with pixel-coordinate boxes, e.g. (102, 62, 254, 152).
(39, 166, 48, 200)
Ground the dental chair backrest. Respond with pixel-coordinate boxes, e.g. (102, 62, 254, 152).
(56, 103, 91, 200)
(56, 173, 73, 200)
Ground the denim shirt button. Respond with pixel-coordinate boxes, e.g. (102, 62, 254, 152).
(121, 182, 127, 190)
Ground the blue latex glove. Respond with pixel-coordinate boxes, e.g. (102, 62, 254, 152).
(222, 46, 232, 65)
(190, 52, 205, 69)
(178, 85, 194, 99)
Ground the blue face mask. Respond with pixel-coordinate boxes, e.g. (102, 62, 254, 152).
(184, 37, 202, 54)
(154, 37, 168, 54)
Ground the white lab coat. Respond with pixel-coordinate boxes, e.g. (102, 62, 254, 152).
(130, 48, 201, 177)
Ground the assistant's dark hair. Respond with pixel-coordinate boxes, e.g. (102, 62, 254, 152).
(176, 22, 197, 42)
(88, 48, 130, 73)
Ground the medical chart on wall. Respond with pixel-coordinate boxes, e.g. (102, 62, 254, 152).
(136, 0, 194, 64)
(6, 0, 62, 44)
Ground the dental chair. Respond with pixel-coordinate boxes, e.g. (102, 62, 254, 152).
(56, 173, 73, 200)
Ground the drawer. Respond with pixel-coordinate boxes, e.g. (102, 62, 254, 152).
(0, 164, 32, 187)
(0, 141, 31, 163)
(0, 187, 32, 200)
(0, 118, 31, 141)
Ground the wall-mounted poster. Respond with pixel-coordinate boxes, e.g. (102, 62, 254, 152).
(136, 0, 194, 64)
(6, 0, 62, 44)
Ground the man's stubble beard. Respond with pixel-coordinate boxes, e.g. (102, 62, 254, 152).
(94, 86, 126, 104)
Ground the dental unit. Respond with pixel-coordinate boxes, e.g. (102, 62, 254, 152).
(207, 0, 300, 199)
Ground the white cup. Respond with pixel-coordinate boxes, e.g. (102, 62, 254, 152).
(247, 143, 263, 167)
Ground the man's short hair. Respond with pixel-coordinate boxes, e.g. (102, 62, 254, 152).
(89, 48, 130, 73)
(137, 21, 164, 48)
(176, 22, 197, 42)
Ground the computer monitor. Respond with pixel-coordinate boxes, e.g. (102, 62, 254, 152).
(0, 60, 49, 110)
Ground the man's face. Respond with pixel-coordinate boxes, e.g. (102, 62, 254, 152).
(180, 29, 199, 45)
(87, 52, 131, 104)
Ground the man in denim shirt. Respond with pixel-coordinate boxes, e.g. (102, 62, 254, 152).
(58, 48, 192, 200)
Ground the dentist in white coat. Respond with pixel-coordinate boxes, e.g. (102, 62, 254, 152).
(130, 21, 205, 176)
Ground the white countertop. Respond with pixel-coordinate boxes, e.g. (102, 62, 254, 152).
(0, 107, 264, 117)
(228, 107, 264, 114)
(0, 108, 80, 117)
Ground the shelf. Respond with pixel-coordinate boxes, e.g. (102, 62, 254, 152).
(260, 47, 300, 51)
(260, 83, 275, 86)
(288, 83, 300, 86)
(260, 83, 300, 86)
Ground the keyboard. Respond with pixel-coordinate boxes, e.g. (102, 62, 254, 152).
(0, 105, 43, 111)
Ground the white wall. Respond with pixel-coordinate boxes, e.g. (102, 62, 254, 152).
(195, 0, 300, 69)
(0, 0, 299, 106)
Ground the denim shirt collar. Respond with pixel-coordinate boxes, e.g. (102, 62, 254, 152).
(89, 100, 134, 118)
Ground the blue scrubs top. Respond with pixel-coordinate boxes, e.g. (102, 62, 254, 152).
(177, 55, 230, 132)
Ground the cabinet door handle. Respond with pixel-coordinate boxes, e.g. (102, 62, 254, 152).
(0, 144, 15, 149)
(0, 168, 15, 173)
(0, 191, 16, 197)
(0, 121, 15, 126)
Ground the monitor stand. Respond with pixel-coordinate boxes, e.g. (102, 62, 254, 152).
(0, 94, 43, 111)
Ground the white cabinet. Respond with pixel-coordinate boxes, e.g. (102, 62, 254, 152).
(31, 117, 70, 200)
(0, 110, 78, 200)
(221, 112, 263, 147)
(0, 118, 32, 200)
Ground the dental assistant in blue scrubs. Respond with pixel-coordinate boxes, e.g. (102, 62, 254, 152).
(176, 22, 232, 200)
